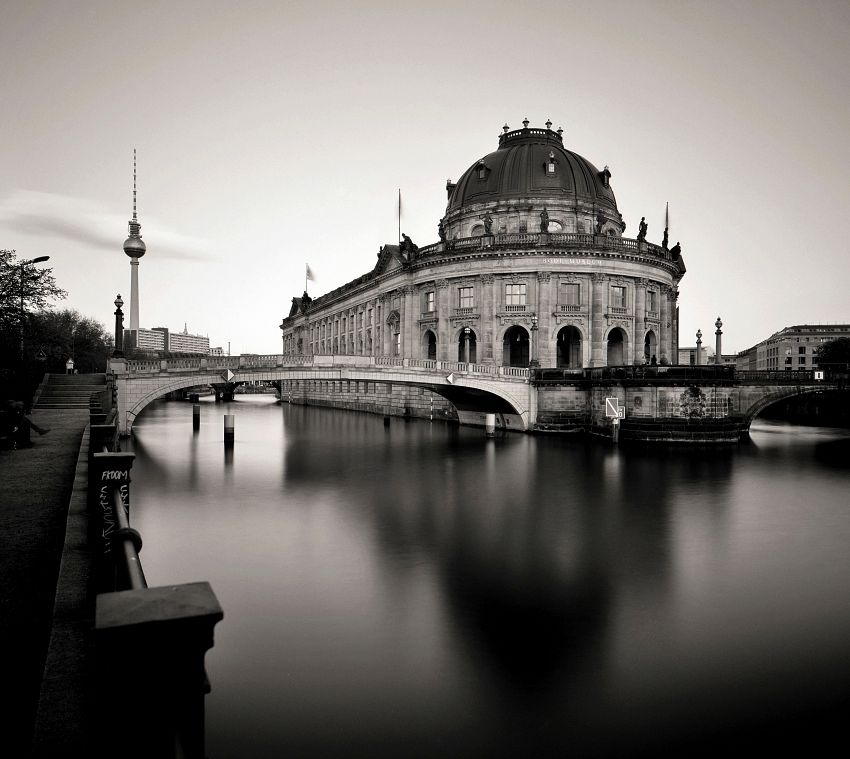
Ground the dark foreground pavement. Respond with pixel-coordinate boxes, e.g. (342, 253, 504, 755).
(0, 408, 89, 756)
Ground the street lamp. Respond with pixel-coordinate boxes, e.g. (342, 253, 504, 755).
(19, 255, 50, 362)
(530, 314, 540, 368)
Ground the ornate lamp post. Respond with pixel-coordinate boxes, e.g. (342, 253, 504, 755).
(696, 329, 703, 366)
(113, 294, 125, 357)
(715, 316, 723, 365)
(19, 255, 50, 362)
(530, 314, 539, 368)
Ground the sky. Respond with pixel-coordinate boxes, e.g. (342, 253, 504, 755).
(2, 0, 848, 355)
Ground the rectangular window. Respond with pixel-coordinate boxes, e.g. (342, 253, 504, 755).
(647, 290, 657, 313)
(798, 357, 805, 365)
(611, 285, 626, 309)
(518, 221, 528, 233)
(368, 309, 373, 325)
(458, 286, 474, 309)
(425, 291, 435, 312)
(559, 282, 580, 306)
(785, 357, 792, 365)
(394, 332, 401, 356)
(798, 346, 806, 354)
(505, 283, 527, 307)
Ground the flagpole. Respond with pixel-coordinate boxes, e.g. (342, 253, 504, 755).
(398, 188, 401, 244)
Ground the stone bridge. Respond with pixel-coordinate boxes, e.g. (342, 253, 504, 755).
(109, 355, 844, 442)
(109, 354, 535, 435)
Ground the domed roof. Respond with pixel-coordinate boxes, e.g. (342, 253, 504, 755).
(447, 123, 618, 214)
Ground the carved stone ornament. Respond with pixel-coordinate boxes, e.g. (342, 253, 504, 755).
(451, 318, 480, 330)
(419, 318, 438, 328)
(552, 313, 587, 327)
(481, 274, 495, 284)
(449, 314, 481, 326)
(402, 285, 417, 295)
(637, 277, 649, 288)
(537, 271, 551, 283)
(436, 279, 449, 289)
(591, 273, 607, 283)
(560, 274, 580, 284)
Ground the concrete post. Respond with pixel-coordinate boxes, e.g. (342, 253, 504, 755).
(224, 414, 235, 444)
(95, 582, 223, 759)
(193, 403, 201, 431)
(696, 329, 703, 365)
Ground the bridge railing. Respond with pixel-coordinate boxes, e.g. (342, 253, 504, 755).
(122, 354, 531, 380)
(89, 429, 222, 758)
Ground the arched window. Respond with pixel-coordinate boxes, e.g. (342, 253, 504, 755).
(502, 325, 530, 367)
(423, 330, 437, 361)
(607, 328, 626, 366)
(470, 223, 484, 237)
(644, 330, 658, 364)
(557, 326, 582, 368)
(458, 328, 477, 363)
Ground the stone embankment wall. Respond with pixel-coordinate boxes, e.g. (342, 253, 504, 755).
(277, 378, 459, 422)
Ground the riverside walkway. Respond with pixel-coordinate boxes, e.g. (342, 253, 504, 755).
(0, 406, 90, 755)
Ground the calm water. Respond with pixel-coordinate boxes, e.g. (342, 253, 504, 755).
(128, 397, 850, 757)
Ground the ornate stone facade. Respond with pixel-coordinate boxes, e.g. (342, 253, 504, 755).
(281, 121, 686, 368)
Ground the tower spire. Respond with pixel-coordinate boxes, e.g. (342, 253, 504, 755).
(662, 201, 669, 250)
(133, 148, 137, 222)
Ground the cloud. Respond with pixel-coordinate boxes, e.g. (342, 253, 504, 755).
(0, 189, 212, 261)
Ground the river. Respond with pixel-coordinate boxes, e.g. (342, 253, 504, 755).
(127, 396, 850, 758)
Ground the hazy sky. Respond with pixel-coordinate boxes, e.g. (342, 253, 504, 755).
(2, 0, 848, 355)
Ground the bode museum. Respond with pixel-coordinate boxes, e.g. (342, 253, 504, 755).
(279, 119, 687, 421)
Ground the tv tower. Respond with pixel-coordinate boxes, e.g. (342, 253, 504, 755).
(123, 149, 146, 332)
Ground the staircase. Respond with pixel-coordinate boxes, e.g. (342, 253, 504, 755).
(34, 373, 107, 410)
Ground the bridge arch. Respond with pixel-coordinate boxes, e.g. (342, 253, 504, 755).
(743, 386, 827, 426)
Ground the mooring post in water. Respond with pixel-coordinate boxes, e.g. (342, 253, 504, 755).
(384, 416, 390, 427)
(612, 417, 620, 443)
(224, 414, 235, 444)
(193, 403, 201, 431)
(485, 413, 496, 437)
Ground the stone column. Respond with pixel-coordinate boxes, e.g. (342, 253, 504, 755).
(536, 272, 552, 366)
(659, 286, 670, 364)
(402, 285, 417, 359)
(481, 274, 495, 363)
(436, 279, 450, 361)
(634, 278, 647, 363)
(590, 273, 606, 367)
(715, 317, 723, 364)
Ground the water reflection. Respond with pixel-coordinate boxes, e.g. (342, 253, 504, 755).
(128, 401, 850, 757)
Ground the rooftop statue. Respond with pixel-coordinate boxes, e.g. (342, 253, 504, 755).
(539, 209, 549, 233)
(438, 220, 446, 242)
(637, 217, 647, 241)
(482, 212, 493, 234)
(670, 241, 681, 259)
(400, 233, 419, 259)
(595, 212, 605, 234)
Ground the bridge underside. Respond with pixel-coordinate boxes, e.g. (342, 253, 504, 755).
(116, 369, 531, 435)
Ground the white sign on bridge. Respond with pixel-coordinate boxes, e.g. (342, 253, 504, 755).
(605, 397, 620, 418)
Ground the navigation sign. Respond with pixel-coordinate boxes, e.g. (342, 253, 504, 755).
(222, 369, 235, 382)
(814, 370, 825, 381)
(36, 347, 47, 361)
(605, 397, 619, 418)
(446, 372, 455, 385)
(617, 406, 626, 419)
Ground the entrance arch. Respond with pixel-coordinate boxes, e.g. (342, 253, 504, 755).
(457, 328, 477, 363)
(557, 326, 582, 368)
(607, 328, 627, 366)
(503, 325, 530, 367)
(644, 330, 657, 364)
(423, 330, 437, 360)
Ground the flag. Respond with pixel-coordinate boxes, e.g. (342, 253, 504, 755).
(306, 264, 315, 282)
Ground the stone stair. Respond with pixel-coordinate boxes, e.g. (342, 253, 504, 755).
(33, 373, 106, 410)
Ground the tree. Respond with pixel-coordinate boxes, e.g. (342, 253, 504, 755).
(26, 309, 113, 374)
(815, 337, 850, 372)
(0, 249, 67, 359)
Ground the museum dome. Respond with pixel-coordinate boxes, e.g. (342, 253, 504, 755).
(445, 120, 619, 222)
